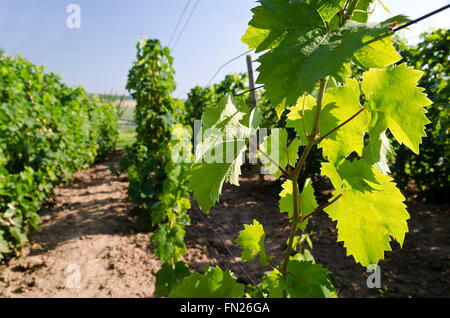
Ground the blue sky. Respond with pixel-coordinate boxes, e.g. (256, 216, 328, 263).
(0, 0, 449, 98)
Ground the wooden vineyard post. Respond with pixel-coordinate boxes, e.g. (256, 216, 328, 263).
(246, 54, 264, 182)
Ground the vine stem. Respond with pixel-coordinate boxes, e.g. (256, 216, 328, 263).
(265, 256, 308, 284)
(301, 94, 308, 139)
(340, 0, 360, 27)
(310, 77, 328, 141)
(281, 77, 329, 298)
(279, 0, 362, 297)
(194, 208, 264, 295)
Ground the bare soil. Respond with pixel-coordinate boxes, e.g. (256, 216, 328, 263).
(0, 150, 448, 298)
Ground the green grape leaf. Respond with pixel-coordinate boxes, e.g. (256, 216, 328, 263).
(290, 236, 302, 251)
(320, 78, 368, 161)
(155, 261, 190, 297)
(364, 126, 395, 175)
(293, 249, 315, 262)
(260, 269, 284, 298)
(279, 260, 336, 298)
(150, 224, 186, 262)
(301, 235, 313, 251)
(287, 79, 369, 162)
(332, 62, 352, 84)
(275, 99, 287, 118)
(0, 230, 11, 254)
(241, 0, 326, 53)
(321, 159, 410, 267)
(355, 36, 402, 69)
(189, 95, 260, 212)
(279, 180, 299, 218)
(235, 219, 268, 266)
(279, 178, 318, 231)
(245, 284, 265, 298)
(300, 179, 318, 221)
(243, 0, 409, 106)
(290, 235, 314, 252)
(169, 265, 245, 298)
(9, 227, 28, 246)
(306, 0, 346, 22)
(362, 63, 432, 154)
(258, 128, 302, 178)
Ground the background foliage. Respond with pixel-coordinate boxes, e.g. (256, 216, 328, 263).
(121, 38, 179, 219)
(0, 51, 118, 259)
(121, 38, 193, 296)
(392, 29, 449, 202)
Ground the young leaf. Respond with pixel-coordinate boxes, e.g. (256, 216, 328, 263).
(0, 230, 11, 254)
(279, 260, 336, 298)
(354, 36, 402, 69)
(362, 63, 432, 155)
(260, 269, 284, 298)
(169, 265, 245, 298)
(189, 95, 260, 212)
(155, 261, 190, 297)
(279, 178, 318, 231)
(321, 159, 410, 267)
(150, 224, 187, 262)
(279, 180, 299, 218)
(235, 219, 268, 266)
(9, 227, 28, 246)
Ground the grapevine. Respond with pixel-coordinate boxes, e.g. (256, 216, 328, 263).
(0, 52, 118, 259)
(171, 0, 432, 298)
(122, 38, 193, 296)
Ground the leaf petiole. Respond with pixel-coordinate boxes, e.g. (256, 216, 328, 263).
(317, 107, 366, 143)
(301, 194, 343, 222)
(249, 138, 290, 178)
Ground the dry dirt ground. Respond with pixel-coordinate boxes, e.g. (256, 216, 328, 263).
(0, 150, 448, 298)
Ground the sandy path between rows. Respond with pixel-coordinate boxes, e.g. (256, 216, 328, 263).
(0, 150, 162, 297)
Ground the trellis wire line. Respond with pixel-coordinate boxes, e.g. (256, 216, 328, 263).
(234, 85, 265, 96)
(194, 208, 264, 294)
(362, 4, 450, 47)
(205, 49, 254, 87)
(392, 4, 450, 33)
(171, 0, 200, 50)
(167, 0, 192, 48)
(196, 86, 262, 110)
